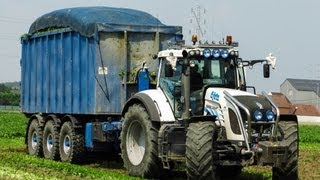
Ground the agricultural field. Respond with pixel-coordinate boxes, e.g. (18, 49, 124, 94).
(0, 110, 320, 179)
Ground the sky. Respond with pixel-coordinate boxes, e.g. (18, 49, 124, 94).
(1, 0, 320, 93)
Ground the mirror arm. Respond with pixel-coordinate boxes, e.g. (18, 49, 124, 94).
(242, 60, 267, 67)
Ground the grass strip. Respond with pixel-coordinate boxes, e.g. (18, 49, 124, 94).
(0, 152, 140, 180)
(0, 137, 25, 150)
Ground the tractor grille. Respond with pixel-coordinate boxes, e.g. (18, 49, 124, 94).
(228, 108, 241, 135)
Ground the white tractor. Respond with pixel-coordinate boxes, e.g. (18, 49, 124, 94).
(120, 36, 298, 179)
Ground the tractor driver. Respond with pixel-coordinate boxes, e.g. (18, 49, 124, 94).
(190, 64, 203, 91)
(223, 60, 236, 88)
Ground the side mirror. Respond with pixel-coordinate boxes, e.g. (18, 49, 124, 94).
(263, 64, 270, 78)
(182, 50, 188, 58)
(165, 63, 173, 77)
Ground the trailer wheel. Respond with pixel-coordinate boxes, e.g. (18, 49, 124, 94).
(272, 121, 298, 180)
(186, 121, 218, 179)
(43, 120, 60, 160)
(59, 121, 85, 163)
(120, 104, 161, 178)
(27, 119, 43, 156)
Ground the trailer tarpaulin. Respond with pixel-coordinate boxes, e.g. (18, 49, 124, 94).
(28, 6, 182, 37)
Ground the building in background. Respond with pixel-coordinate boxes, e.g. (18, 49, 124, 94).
(280, 78, 320, 115)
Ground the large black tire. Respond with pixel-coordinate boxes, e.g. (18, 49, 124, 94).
(186, 121, 218, 180)
(59, 121, 85, 163)
(43, 120, 60, 160)
(27, 119, 43, 156)
(272, 121, 299, 180)
(120, 104, 161, 178)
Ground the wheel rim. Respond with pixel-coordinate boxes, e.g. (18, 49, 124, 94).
(46, 133, 53, 152)
(126, 121, 145, 165)
(31, 131, 38, 149)
(63, 135, 71, 154)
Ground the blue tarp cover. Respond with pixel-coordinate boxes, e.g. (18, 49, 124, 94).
(29, 6, 182, 37)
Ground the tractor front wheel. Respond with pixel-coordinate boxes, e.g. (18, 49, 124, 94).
(186, 121, 218, 179)
(272, 121, 299, 180)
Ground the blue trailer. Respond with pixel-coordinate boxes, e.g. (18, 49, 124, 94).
(22, 7, 182, 162)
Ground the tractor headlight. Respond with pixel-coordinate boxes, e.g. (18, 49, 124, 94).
(266, 110, 275, 121)
(230, 50, 239, 57)
(221, 49, 229, 59)
(235, 51, 239, 57)
(212, 49, 220, 58)
(254, 110, 263, 121)
(203, 49, 211, 58)
(189, 50, 195, 56)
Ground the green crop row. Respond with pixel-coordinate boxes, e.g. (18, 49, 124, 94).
(1, 111, 320, 143)
(0, 111, 319, 179)
(0, 111, 27, 138)
(299, 125, 320, 143)
(0, 150, 139, 180)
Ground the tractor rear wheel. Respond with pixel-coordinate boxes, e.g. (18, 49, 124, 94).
(272, 121, 298, 180)
(186, 121, 218, 179)
(120, 104, 162, 178)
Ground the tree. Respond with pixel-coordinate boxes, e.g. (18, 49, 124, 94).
(0, 83, 20, 106)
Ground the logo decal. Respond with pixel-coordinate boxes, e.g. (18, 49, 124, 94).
(98, 67, 108, 75)
(210, 91, 220, 101)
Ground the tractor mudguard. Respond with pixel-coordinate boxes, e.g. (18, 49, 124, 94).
(279, 114, 298, 123)
(122, 93, 160, 122)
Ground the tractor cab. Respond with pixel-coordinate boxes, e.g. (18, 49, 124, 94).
(155, 35, 276, 119)
(155, 36, 245, 117)
(158, 38, 242, 87)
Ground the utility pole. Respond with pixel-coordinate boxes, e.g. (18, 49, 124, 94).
(190, 5, 206, 41)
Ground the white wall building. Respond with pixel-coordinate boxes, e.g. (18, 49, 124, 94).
(280, 78, 320, 110)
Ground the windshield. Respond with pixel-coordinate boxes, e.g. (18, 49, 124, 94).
(196, 58, 236, 88)
(159, 58, 238, 90)
(158, 57, 240, 117)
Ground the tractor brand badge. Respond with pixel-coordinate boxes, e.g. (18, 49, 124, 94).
(210, 91, 220, 101)
(255, 102, 263, 109)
